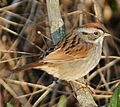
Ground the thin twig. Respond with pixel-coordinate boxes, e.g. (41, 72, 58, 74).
(0, 50, 34, 55)
(98, 69, 110, 91)
(95, 90, 112, 95)
(101, 55, 120, 59)
(3, 10, 29, 22)
(5, 79, 47, 89)
(98, 80, 120, 88)
(0, 54, 40, 64)
(0, 25, 18, 35)
(93, 94, 112, 99)
(32, 82, 55, 107)
(0, 25, 44, 52)
(33, 88, 52, 107)
(0, 17, 23, 26)
(16, 89, 48, 99)
(88, 59, 119, 81)
(0, 78, 18, 98)
(0, 0, 27, 12)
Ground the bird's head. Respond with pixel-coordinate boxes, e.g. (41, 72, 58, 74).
(77, 23, 110, 44)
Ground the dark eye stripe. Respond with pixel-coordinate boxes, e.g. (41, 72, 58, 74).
(82, 32, 88, 35)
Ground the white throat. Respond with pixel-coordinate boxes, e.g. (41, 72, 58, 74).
(94, 36, 104, 46)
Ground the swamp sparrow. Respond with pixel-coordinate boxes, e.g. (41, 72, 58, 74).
(12, 23, 110, 81)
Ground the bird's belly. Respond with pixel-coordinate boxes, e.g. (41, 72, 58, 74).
(40, 56, 101, 80)
(40, 48, 102, 80)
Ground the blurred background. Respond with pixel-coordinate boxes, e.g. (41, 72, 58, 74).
(0, 0, 120, 107)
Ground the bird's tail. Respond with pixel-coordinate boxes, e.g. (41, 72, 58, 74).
(11, 61, 48, 73)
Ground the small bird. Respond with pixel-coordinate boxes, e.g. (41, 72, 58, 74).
(12, 23, 110, 81)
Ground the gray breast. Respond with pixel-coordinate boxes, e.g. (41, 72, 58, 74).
(82, 44, 102, 76)
(71, 44, 102, 80)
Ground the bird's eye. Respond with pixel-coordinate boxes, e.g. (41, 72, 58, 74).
(94, 32, 99, 35)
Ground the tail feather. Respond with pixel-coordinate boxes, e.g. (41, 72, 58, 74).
(11, 61, 48, 73)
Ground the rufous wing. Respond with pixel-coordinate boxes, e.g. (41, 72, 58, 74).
(11, 32, 93, 73)
(43, 33, 93, 61)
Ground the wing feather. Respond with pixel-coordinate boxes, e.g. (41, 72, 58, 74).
(44, 32, 93, 61)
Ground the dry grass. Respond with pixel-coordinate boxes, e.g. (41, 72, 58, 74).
(0, 0, 120, 107)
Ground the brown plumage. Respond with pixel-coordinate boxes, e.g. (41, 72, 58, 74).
(12, 23, 110, 80)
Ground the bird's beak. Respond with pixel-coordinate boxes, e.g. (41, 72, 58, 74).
(104, 32, 111, 37)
